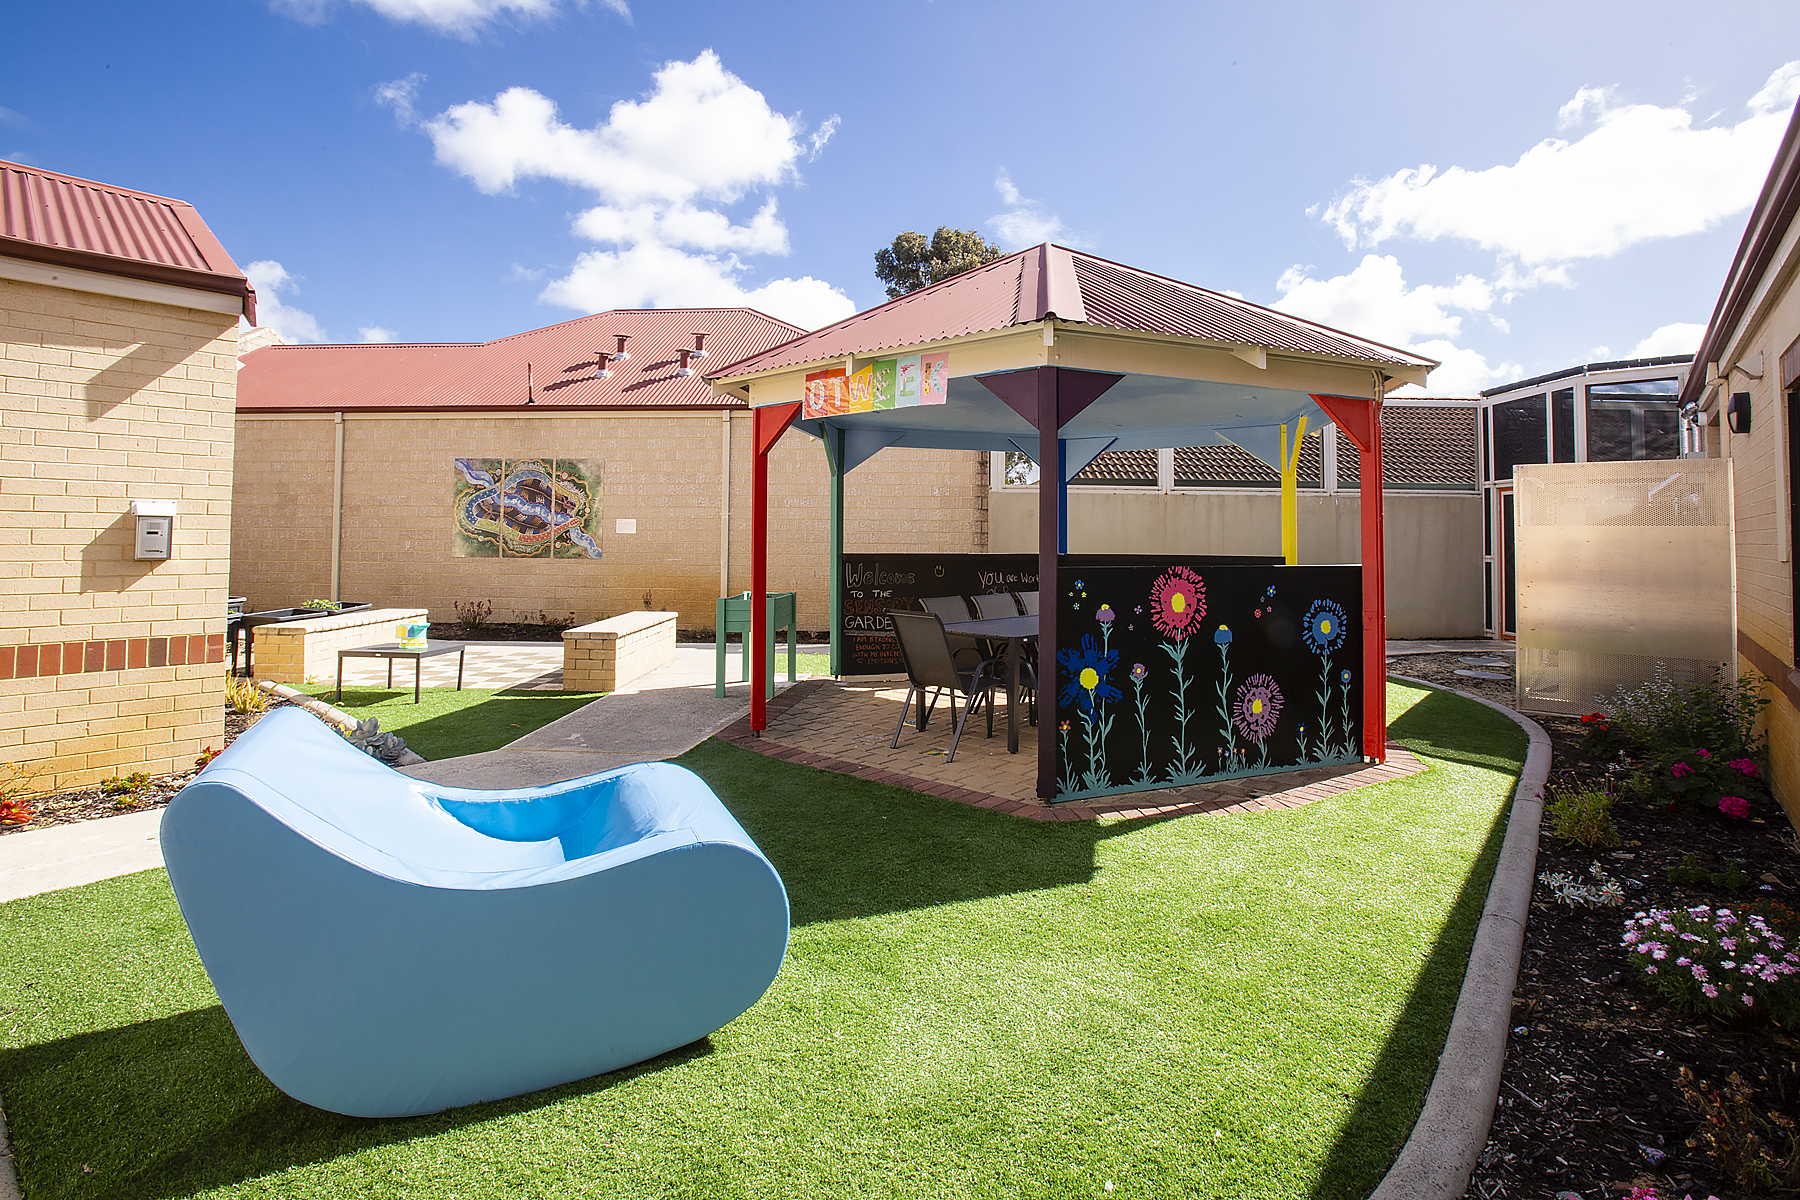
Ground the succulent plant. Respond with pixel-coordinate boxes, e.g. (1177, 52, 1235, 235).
(342, 717, 410, 765)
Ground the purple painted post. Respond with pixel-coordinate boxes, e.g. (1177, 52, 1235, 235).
(1036, 366, 1060, 799)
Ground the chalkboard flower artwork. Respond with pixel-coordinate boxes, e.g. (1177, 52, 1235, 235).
(1058, 634, 1120, 794)
(1149, 567, 1205, 640)
(1096, 604, 1115, 625)
(1302, 599, 1347, 655)
(1129, 662, 1154, 785)
(1302, 598, 1351, 760)
(1234, 674, 1284, 768)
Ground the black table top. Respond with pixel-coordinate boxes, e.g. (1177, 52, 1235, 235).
(337, 642, 466, 658)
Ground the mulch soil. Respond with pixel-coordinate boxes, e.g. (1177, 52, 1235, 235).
(5, 652, 1798, 1196)
(0, 700, 293, 836)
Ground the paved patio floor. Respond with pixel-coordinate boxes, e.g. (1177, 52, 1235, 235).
(720, 679, 1425, 822)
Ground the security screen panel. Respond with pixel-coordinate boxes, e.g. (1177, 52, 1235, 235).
(1492, 395, 1548, 480)
(1586, 378, 1680, 463)
(1551, 389, 1576, 463)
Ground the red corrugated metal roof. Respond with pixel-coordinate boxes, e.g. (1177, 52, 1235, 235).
(237, 308, 805, 412)
(0, 159, 253, 315)
(709, 244, 1436, 382)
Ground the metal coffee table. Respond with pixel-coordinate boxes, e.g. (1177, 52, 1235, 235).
(336, 642, 466, 704)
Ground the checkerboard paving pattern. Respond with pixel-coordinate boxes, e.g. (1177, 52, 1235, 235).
(331, 642, 566, 692)
(720, 679, 1426, 822)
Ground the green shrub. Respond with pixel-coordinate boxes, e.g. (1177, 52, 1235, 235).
(1623, 904, 1800, 1025)
(1669, 852, 1751, 892)
(1628, 745, 1770, 816)
(1680, 1068, 1800, 1192)
(1604, 665, 1769, 759)
(1545, 779, 1619, 848)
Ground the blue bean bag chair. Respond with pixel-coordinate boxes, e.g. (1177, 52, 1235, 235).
(160, 707, 789, 1118)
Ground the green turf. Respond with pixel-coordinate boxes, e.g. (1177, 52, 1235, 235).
(0, 682, 1523, 1200)
(296, 686, 605, 760)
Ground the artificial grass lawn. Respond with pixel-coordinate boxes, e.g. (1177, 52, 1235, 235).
(296, 686, 605, 760)
(0, 682, 1524, 1199)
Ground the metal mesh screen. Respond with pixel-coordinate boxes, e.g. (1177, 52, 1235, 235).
(1513, 460, 1734, 716)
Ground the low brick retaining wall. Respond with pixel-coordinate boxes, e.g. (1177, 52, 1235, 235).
(562, 612, 677, 692)
(252, 608, 428, 685)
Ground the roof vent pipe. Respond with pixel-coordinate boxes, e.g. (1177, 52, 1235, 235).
(691, 332, 709, 358)
(593, 351, 613, 380)
(612, 333, 631, 362)
(676, 348, 696, 377)
(525, 362, 534, 405)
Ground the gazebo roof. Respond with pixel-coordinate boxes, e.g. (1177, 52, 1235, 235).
(707, 245, 1437, 468)
(711, 243, 1435, 384)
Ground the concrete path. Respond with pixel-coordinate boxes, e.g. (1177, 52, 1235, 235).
(0, 807, 164, 905)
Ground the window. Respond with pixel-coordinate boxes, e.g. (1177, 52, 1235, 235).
(1587, 377, 1680, 462)
(1492, 395, 1548, 480)
(1551, 389, 1576, 463)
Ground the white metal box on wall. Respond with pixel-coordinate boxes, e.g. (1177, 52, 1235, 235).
(1513, 459, 1734, 716)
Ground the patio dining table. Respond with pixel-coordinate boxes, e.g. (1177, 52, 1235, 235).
(942, 614, 1036, 753)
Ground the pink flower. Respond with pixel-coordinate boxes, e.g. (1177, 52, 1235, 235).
(1728, 757, 1759, 775)
(1744, 994, 1756, 1007)
(1148, 567, 1205, 641)
(1695, 748, 1712, 757)
(1670, 762, 1694, 777)
(1719, 795, 1750, 819)
(1702, 983, 1719, 998)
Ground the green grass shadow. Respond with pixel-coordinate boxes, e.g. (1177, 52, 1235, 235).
(2, 1005, 713, 1200)
(311, 687, 605, 760)
(1306, 684, 1525, 1199)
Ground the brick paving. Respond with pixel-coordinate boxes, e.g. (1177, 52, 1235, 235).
(719, 679, 1426, 823)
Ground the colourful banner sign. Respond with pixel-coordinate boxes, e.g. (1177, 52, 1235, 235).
(803, 352, 948, 418)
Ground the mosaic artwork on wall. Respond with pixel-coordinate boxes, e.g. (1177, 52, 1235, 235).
(1053, 559, 1362, 801)
(452, 458, 603, 559)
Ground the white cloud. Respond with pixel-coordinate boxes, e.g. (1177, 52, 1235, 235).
(359, 325, 397, 343)
(808, 115, 839, 162)
(272, 0, 623, 40)
(988, 170, 1065, 249)
(0, 105, 40, 132)
(243, 260, 328, 344)
(419, 52, 854, 330)
(1274, 254, 1494, 347)
(1273, 255, 1519, 396)
(375, 73, 425, 127)
(1630, 322, 1705, 358)
(1323, 61, 1800, 269)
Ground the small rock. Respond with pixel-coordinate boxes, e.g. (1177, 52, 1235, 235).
(1640, 1144, 1665, 1165)
(1765, 873, 1782, 884)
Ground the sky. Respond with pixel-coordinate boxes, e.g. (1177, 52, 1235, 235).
(6, 0, 1800, 396)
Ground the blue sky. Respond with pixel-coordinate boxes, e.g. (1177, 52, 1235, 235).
(6, 0, 1799, 394)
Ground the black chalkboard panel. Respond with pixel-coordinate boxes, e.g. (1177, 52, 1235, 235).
(839, 554, 1039, 675)
(1052, 559, 1362, 800)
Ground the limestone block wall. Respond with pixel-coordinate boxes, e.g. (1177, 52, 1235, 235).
(0, 276, 236, 790)
(231, 411, 989, 634)
(249, 607, 428, 686)
(561, 611, 678, 692)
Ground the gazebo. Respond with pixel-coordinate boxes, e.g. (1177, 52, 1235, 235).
(708, 244, 1435, 803)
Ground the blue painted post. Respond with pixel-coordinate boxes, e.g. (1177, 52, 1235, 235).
(1057, 439, 1069, 554)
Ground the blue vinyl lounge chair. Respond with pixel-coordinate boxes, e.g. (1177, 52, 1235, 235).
(160, 707, 789, 1118)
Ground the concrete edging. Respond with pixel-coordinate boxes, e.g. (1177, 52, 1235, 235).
(1368, 674, 1551, 1200)
(254, 680, 428, 766)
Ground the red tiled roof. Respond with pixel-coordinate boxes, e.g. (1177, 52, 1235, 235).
(710, 244, 1436, 381)
(0, 159, 254, 317)
(1064, 403, 1477, 487)
(237, 308, 804, 412)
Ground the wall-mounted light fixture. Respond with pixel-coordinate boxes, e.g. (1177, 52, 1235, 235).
(612, 333, 631, 362)
(1728, 391, 1752, 434)
(593, 351, 613, 380)
(675, 348, 696, 377)
(690, 332, 709, 359)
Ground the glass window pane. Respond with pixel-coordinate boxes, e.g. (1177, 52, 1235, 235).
(1484, 560, 1493, 631)
(1552, 389, 1576, 462)
(1503, 492, 1517, 636)
(1493, 395, 1548, 480)
(1071, 449, 1156, 487)
(1484, 488, 1492, 556)
(1173, 445, 1279, 488)
(1479, 407, 1489, 483)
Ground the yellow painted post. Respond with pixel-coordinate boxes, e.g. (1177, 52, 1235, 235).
(1280, 417, 1307, 564)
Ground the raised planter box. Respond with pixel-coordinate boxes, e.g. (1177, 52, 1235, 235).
(252, 607, 428, 685)
(563, 612, 677, 692)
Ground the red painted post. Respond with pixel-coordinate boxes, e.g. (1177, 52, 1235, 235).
(1311, 392, 1387, 763)
(750, 403, 801, 734)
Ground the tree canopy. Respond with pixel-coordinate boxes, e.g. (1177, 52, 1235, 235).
(873, 227, 1004, 300)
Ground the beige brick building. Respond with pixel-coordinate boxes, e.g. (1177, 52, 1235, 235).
(232, 308, 987, 636)
(0, 161, 254, 791)
(1684, 100, 1800, 829)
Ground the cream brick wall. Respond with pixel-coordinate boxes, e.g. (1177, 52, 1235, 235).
(1, 276, 236, 790)
(1723, 258, 1800, 829)
(561, 611, 678, 691)
(230, 411, 989, 633)
(249, 607, 428, 686)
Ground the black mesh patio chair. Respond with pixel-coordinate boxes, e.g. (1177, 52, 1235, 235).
(918, 594, 984, 672)
(972, 592, 1038, 725)
(886, 610, 998, 763)
(971, 592, 1020, 618)
(1016, 590, 1040, 614)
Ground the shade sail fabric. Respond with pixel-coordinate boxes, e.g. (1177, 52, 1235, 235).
(160, 708, 789, 1118)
